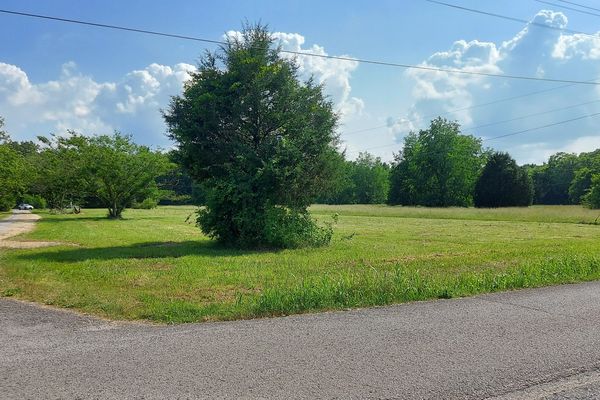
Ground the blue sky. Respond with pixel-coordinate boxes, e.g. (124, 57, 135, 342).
(1, 0, 600, 164)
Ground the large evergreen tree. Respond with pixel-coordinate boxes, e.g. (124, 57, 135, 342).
(164, 24, 339, 247)
(474, 152, 533, 208)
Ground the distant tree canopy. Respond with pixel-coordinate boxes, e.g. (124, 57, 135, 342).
(529, 153, 579, 205)
(26, 132, 170, 218)
(5, 98, 600, 219)
(164, 24, 339, 248)
(0, 143, 27, 211)
(0, 116, 7, 143)
(34, 133, 90, 210)
(388, 118, 484, 207)
(474, 152, 533, 208)
(84, 134, 173, 218)
(318, 152, 390, 204)
(526, 149, 600, 207)
(584, 174, 600, 209)
(0, 119, 27, 211)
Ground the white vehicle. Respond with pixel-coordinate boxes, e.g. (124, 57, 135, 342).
(17, 204, 34, 210)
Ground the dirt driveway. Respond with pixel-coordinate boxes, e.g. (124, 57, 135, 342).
(0, 210, 60, 249)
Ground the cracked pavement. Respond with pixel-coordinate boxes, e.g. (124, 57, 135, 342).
(2, 281, 600, 399)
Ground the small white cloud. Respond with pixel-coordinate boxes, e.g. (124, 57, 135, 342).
(553, 33, 600, 60)
(270, 31, 364, 120)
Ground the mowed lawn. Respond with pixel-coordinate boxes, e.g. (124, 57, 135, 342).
(1, 205, 599, 323)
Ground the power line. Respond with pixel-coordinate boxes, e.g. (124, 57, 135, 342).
(343, 82, 580, 136)
(346, 106, 600, 154)
(558, 0, 600, 13)
(484, 110, 600, 140)
(535, 0, 600, 18)
(424, 0, 600, 38)
(1, 8, 600, 86)
(466, 98, 600, 130)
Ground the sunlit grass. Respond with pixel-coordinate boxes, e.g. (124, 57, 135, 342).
(0, 205, 599, 323)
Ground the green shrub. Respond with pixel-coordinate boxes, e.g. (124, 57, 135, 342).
(132, 198, 158, 209)
(197, 184, 335, 249)
(0, 195, 16, 211)
(20, 194, 47, 209)
(263, 207, 334, 249)
(158, 192, 193, 205)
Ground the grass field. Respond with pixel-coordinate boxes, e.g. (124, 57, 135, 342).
(1, 205, 599, 323)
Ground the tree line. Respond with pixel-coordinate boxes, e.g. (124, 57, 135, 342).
(316, 117, 600, 210)
(0, 124, 172, 218)
(3, 113, 597, 218)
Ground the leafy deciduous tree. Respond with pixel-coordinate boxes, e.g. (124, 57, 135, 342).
(474, 152, 533, 208)
(583, 174, 600, 209)
(0, 144, 26, 211)
(388, 118, 484, 207)
(530, 153, 578, 205)
(85, 133, 172, 219)
(352, 152, 390, 204)
(0, 118, 27, 211)
(34, 133, 90, 210)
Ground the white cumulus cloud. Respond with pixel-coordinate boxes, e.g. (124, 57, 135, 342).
(1, 31, 362, 146)
(396, 9, 600, 164)
(224, 30, 364, 121)
(0, 61, 195, 145)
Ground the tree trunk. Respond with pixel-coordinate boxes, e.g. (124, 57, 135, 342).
(108, 199, 122, 219)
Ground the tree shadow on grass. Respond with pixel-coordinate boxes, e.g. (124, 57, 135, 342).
(36, 216, 109, 223)
(17, 241, 280, 263)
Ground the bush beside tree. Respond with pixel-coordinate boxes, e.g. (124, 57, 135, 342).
(20, 194, 47, 209)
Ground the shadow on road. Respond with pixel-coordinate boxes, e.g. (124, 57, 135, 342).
(17, 240, 278, 262)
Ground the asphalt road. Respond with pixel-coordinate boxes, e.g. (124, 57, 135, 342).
(3, 282, 600, 399)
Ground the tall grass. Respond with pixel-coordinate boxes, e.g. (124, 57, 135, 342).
(251, 256, 600, 318)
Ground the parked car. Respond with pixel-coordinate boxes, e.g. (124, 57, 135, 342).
(17, 204, 34, 210)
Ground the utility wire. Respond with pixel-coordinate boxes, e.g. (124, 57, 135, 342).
(343, 82, 580, 136)
(1, 8, 600, 86)
(558, 0, 600, 13)
(535, 0, 600, 18)
(484, 110, 600, 140)
(466, 98, 600, 130)
(346, 107, 600, 154)
(424, 0, 600, 38)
